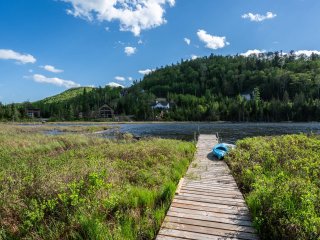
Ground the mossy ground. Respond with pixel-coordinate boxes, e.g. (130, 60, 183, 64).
(0, 124, 195, 239)
(225, 134, 320, 240)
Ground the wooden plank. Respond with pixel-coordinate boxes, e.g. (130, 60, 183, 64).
(170, 206, 251, 221)
(158, 228, 239, 240)
(184, 180, 238, 185)
(166, 216, 256, 234)
(167, 210, 253, 227)
(183, 187, 241, 193)
(182, 189, 241, 196)
(187, 175, 236, 179)
(190, 167, 230, 170)
(185, 178, 236, 182)
(164, 221, 259, 240)
(183, 183, 238, 188)
(180, 188, 243, 198)
(184, 180, 237, 184)
(172, 200, 249, 215)
(181, 184, 242, 195)
(181, 187, 243, 199)
(187, 177, 236, 181)
(183, 185, 240, 192)
(178, 193, 246, 203)
(175, 195, 246, 207)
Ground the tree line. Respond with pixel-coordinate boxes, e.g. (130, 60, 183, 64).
(1, 51, 320, 121)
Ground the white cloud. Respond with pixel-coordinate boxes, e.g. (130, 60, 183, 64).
(115, 76, 126, 81)
(191, 54, 199, 60)
(184, 38, 191, 45)
(128, 77, 133, 81)
(138, 69, 154, 75)
(107, 82, 124, 88)
(0, 49, 36, 64)
(124, 46, 137, 56)
(41, 65, 64, 73)
(63, 0, 175, 36)
(241, 49, 266, 57)
(28, 69, 34, 73)
(294, 50, 320, 57)
(31, 74, 80, 88)
(197, 29, 229, 50)
(138, 39, 143, 44)
(242, 12, 277, 22)
(105, 26, 110, 31)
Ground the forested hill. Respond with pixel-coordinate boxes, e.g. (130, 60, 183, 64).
(132, 52, 320, 121)
(140, 52, 320, 101)
(1, 51, 320, 122)
(36, 87, 94, 104)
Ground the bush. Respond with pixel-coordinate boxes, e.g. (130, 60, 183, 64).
(225, 134, 320, 240)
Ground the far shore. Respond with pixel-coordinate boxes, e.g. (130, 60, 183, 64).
(8, 120, 320, 125)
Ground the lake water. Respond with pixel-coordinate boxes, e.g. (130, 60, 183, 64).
(24, 122, 320, 143)
(103, 122, 320, 143)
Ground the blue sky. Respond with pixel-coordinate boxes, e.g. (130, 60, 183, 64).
(0, 0, 320, 103)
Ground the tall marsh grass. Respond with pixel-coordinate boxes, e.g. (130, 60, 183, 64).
(0, 124, 195, 239)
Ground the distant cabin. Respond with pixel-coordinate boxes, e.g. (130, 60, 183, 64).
(151, 98, 170, 110)
(97, 105, 114, 119)
(241, 93, 252, 101)
(26, 108, 41, 118)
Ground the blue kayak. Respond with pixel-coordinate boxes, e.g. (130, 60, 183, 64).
(212, 143, 235, 159)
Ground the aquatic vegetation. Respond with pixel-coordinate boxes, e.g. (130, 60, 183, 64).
(226, 134, 320, 240)
(0, 124, 195, 239)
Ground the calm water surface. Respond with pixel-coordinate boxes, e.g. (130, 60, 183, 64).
(105, 122, 320, 143)
(25, 122, 320, 143)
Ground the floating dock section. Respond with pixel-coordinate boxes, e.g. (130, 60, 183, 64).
(157, 134, 259, 240)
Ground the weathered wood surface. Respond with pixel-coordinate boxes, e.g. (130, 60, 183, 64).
(156, 134, 259, 240)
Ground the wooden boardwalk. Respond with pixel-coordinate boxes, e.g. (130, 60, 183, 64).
(156, 134, 259, 240)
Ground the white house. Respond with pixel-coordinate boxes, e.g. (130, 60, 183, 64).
(151, 98, 170, 110)
(241, 93, 252, 101)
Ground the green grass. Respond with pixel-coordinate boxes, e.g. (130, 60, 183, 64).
(0, 124, 195, 239)
(225, 134, 320, 240)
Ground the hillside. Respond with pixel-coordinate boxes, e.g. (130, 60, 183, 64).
(36, 87, 94, 105)
(140, 52, 320, 100)
(32, 86, 123, 120)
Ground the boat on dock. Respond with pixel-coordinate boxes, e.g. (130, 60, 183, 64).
(212, 143, 235, 159)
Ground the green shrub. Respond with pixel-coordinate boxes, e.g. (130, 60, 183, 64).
(225, 134, 320, 240)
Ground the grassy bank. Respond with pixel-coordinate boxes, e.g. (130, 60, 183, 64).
(0, 125, 195, 239)
(225, 134, 320, 240)
(11, 124, 114, 134)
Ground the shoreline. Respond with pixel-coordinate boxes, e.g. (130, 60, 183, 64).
(9, 120, 320, 125)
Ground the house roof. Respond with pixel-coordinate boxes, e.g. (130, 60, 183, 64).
(99, 104, 113, 110)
